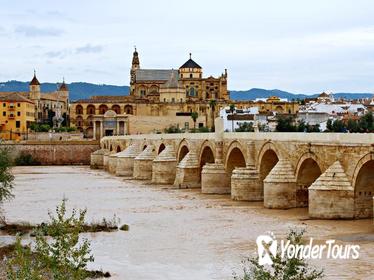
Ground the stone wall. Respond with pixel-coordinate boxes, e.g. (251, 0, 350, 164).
(6, 141, 99, 165)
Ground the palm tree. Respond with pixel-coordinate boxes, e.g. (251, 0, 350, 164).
(229, 103, 235, 132)
(209, 99, 217, 131)
(191, 112, 198, 132)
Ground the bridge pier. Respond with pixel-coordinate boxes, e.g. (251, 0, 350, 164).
(115, 143, 140, 177)
(201, 163, 230, 194)
(133, 145, 157, 180)
(152, 145, 177, 184)
(264, 159, 297, 209)
(103, 150, 115, 171)
(90, 148, 108, 169)
(231, 166, 261, 201)
(309, 161, 354, 219)
(174, 150, 200, 188)
(108, 153, 119, 174)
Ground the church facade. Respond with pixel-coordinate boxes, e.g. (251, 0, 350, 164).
(71, 49, 230, 138)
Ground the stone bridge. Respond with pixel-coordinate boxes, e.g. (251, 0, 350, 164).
(91, 120, 374, 220)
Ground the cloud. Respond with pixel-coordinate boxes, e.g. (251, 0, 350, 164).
(14, 25, 63, 37)
(45, 50, 71, 59)
(76, 44, 103, 54)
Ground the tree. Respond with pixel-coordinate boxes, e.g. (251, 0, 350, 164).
(0, 147, 14, 203)
(191, 112, 198, 132)
(229, 104, 236, 132)
(276, 115, 296, 132)
(233, 228, 324, 280)
(347, 119, 359, 133)
(7, 199, 94, 280)
(326, 119, 333, 132)
(235, 122, 254, 132)
(209, 99, 217, 132)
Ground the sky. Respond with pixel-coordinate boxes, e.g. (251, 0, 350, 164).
(1, 0, 374, 93)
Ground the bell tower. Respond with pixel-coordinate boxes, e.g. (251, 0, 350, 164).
(29, 70, 41, 101)
(130, 47, 140, 95)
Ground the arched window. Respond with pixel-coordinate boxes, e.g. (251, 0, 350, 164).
(112, 105, 121, 114)
(124, 105, 133, 115)
(99, 104, 108, 114)
(86, 105, 95, 115)
(76, 105, 83, 115)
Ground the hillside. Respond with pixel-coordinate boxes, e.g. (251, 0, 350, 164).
(0, 81, 130, 101)
(0, 81, 371, 101)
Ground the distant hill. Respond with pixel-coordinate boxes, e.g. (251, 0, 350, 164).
(230, 88, 373, 101)
(0, 81, 371, 101)
(0, 81, 130, 101)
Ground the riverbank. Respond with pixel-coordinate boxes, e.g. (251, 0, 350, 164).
(1, 166, 373, 279)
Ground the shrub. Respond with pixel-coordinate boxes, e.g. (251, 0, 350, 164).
(14, 153, 40, 166)
(0, 147, 14, 203)
(235, 122, 254, 132)
(7, 199, 95, 280)
(233, 228, 324, 280)
(164, 125, 182, 134)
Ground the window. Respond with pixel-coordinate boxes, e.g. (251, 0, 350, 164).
(185, 122, 189, 129)
(17, 103, 20, 107)
(188, 87, 196, 97)
(2, 112, 5, 116)
(172, 98, 175, 103)
(198, 123, 203, 128)
(17, 112, 21, 116)
(16, 121, 20, 128)
(2, 103, 5, 107)
(189, 74, 193, 78)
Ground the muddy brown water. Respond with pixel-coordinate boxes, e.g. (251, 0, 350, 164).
(1, 166, 373, 280)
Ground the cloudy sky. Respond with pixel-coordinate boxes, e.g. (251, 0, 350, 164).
(1, 0, 374, 93)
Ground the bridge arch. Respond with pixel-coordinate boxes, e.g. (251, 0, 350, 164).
(225, 141, 246, 174)
(257, 141, 279, 184)
(352, 153, 374, 218)
(177, 139, 190, 163)
(198, 140, 216, 181)
(295, 152, 322, 207)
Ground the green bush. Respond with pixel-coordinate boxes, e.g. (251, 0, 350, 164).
(14, 153, 40, 166)
(236, 122, 254, 132)
(0, 147, 14, 203)
(164, 125, 182, 134)
(7, 199, 95, 280)
(233, 228, 324, 280)
(29, 123, 51, 132)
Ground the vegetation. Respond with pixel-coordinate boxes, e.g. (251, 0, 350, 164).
(276, 115, 320, 132)
(235, 122, 255, 132)
(14, 152, 41, 166)
(164, 125, 182, 134)
(29, 123, 76, 133)
(6, 199, 101, 280)
(326, 113, 374, 133)
(54, 126, 77, 133)
(209, 99, 217, 132)
(0, 147, 14, 203)
(191, 112, 199, 131)
(233, 229, 324, 280)
(229, 104, 236, 131)
(29, 123, 51, 132)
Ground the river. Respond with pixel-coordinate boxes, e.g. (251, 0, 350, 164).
(1, 166, 373, 279)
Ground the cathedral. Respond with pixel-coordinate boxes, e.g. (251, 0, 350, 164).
(71, 49, 230, 138)
(130, 48, 229, 102)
